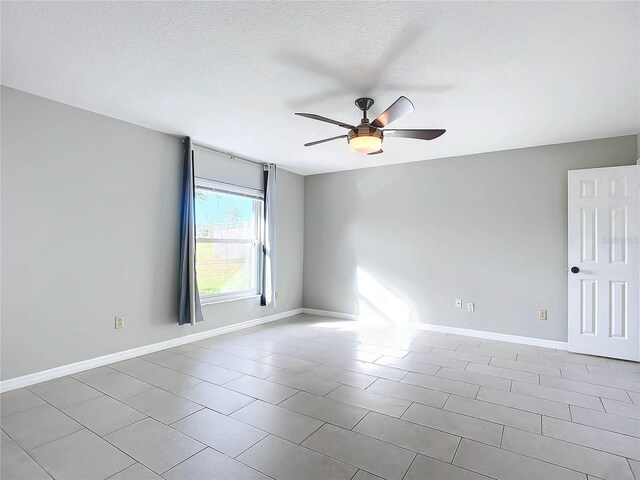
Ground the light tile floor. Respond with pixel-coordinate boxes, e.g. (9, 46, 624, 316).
(2, 314, 639, 480)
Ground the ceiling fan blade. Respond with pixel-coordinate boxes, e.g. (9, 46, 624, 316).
(383, 129, 446, 140)
(371, 96, 414, 128)
(367, 149, 384, 155)
(295, 113, 355, 129)
(304, 135, 348, 147)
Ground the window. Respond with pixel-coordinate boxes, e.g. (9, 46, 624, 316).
(194, 178, 263, 302)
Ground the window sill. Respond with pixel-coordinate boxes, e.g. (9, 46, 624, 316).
(200, 294, 260, 306)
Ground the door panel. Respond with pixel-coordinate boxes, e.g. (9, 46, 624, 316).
(568, 165, 639, 361)
(608, 280, 627, 338)
(580, 279, 597, 335)
(580, 207, 598, 262)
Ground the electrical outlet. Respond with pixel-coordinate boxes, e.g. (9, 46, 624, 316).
(467, 302, 475, 312)
(538, 309, 548, 321)
(455, 299, 463, 308)
(115, 316, 125, 329)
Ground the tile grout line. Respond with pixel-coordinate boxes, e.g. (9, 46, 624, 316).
(104, 462, 137, 480)
(2, 425, 78, 479)
(299, 422, 420, 476)
(66, 374, 204, 426)
(297, 421, 327, 445)
(399, 400, 414, 419)
(537, 415, 640, 460)
(13, 378, 178, 474)
(450, 436, 464, 465)
(231, 433, 271, 460)
(498, 433, 629, 478)
(399, 452, 419, 480)
(627, 458, 639, 480)
(349, 410, 371, 432)
(160, 408, 270, 462)
(156, 443, 208, 476)
(350, 406, 509, 453)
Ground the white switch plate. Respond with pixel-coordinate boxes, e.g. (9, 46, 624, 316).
(467, 302, 475, 312)
(538, 309, 548, 321)
(455, 299, 463, 308)
(115, 316, 125, 329)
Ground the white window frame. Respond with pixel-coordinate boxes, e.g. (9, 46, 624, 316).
(194, 177, 263, 304)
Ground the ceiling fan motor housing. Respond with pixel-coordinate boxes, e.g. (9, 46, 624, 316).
(347, 124, 383, 143)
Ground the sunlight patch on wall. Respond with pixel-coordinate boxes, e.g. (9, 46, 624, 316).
(357, 266, 411, 327)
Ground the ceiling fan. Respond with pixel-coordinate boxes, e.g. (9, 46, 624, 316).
(295, 96, 445, 155)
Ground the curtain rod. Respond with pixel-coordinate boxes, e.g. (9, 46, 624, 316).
(187, 139, 266, 168)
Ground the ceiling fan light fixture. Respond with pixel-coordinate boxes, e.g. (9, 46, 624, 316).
(349, 134, 382, 154)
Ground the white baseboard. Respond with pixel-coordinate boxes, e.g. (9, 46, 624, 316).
(0, 308, 303, 393)
(301, 308, 568, 350)
(0, 306, 569, 393)
(412, 322, 568, 350)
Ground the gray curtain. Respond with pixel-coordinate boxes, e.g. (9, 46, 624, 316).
(261, 164, 277, 307)
(178, 137, 204, 325)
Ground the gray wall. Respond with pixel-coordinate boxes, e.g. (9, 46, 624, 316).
(304, 136, 638, 342)
(1, 87, 304, 380)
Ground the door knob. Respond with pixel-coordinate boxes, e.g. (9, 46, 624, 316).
(570, 266, 580, 274)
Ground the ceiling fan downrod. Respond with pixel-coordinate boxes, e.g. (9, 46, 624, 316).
(354, 97, 375, 123)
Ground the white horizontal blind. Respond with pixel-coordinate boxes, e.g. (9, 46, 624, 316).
(193, 145, 263, 192)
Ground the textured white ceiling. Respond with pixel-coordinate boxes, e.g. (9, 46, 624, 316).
(1, 1, 638, 175)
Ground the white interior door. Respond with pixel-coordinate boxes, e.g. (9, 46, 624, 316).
(568, 165, 639, 361)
